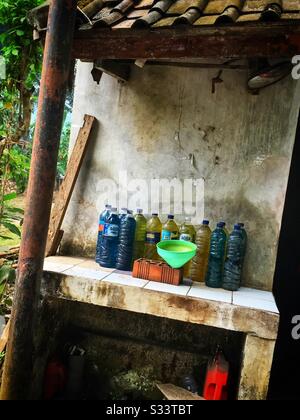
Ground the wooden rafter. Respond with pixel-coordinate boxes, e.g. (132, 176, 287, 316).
(73, 23, 300, 61)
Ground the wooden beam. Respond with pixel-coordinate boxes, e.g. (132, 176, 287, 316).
(94, 60, 131, 82)
(73, 23, 300, 61)
(45, 115, 96, 257)
(157, 383, 205, 400)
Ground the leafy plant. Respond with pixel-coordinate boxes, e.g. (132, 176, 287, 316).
(0, 0, 44, 145)
(57, 122, 71, 178)
(0, 263, 16, 316)
(0, 192, 23, 240)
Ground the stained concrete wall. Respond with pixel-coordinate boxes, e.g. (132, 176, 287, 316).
(62, 62, 300, 291)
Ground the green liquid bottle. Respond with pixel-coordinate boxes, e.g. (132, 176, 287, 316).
(144, 213, 162, 260)
(161, 215, 179, 241)
(132, 209, 147, 262)
(190, 220, 211, 283)
(180, 217, 196, 278)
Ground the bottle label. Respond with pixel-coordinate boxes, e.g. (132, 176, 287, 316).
(146, 232, 161, 244)
(104, 223, 119, 237)
(180, 233, 192, 242)
(162, 230, 179, 240)
(99, 222, 105, 233)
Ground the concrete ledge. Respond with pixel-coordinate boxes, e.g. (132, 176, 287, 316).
(43, 257, 279, 341)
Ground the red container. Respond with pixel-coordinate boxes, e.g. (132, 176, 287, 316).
(203, 351, 229, 400)
(44, 358, 67, 400)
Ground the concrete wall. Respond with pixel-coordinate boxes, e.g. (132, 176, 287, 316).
(62, 62, 300, 291)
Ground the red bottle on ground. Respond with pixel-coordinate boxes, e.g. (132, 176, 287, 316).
(203, 350, 229, 400)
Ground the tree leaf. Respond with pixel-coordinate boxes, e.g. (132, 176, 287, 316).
(3, 193, 17, 202)
(0, 265, 11, 284)
(1, 222, 21, 237)
(5, 207, 24, 215)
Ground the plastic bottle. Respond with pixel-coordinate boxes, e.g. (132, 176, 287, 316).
(144, 213, 162, 260)
(206, 222, 227, 288)
(95, 204, 111, 263)
(222, 224, 244, 291)
(179, 217, 196, 243)
(238, 222, 248, 266)
(219, 221, 229, 238)
(179, 217, 196, 278)
(132, 209, 147, 262)
(190, 220, 211, 283)
(99, 207, 120, 268)
(116, 213, 136, 271)
(119, 208, 128, 222)
(161, 215, 179, 241)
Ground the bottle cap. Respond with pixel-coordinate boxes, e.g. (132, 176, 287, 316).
(111, 207, 118, 213)
(152, 213, 158, 216)
(238, 222, 245, 228)
(219, 221, 226, 227)
(168, 215, 174, 219)
(202, 220, 209, 225)
(137, 208, 143, 214)
(234, 224, 241, 230)
(217, 222, 224, 228)
(105, 204, 112, 209)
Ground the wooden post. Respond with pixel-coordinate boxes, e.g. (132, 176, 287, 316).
(0, 0, 77, 400)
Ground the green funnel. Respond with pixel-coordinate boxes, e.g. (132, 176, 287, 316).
(157, 240, 197, 269)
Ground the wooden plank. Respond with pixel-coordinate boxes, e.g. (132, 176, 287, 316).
(157, 383, 204, 400)
(238, 335, 276, 400)
(46, 115, 96, 256)
(0, 320, 10, 354)
(94, 60, 131, 82)
(49, 273, 279, 340)
(72, 24, 300, 60)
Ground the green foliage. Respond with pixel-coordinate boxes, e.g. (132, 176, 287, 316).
(0, 263, 16, 316)
(0, 0, 43, 90)
(0, 193, 23, 240)
(57, 122, 71, 178)
(1, 145, 31, 193)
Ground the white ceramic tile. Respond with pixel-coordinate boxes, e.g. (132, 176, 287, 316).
(232, 295, 279, 314)
(63, 266, 111, 280)
(234, 287, 275, 303)
(114, 269, 133, 276)
(144, 281, 191, 296)
(103, 272, 148, 288)
(187, 283, 233, 304)
(45, 256, 86, 266)
(77, 259, 116, 273)
(43, 262, 74, 273)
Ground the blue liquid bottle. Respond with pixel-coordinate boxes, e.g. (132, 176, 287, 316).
(238, 222, 248, 267)
(222, 224, 244, 291)
(206, 222, 227, 288)
(116, 213, 136, 271)
(95, 204, 111, 263)
(99, 207, 120, 268)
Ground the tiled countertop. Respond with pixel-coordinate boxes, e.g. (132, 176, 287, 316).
(44, 256, 279, 314)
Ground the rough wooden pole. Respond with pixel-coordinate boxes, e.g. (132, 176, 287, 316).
(0, 0, 77, 400)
